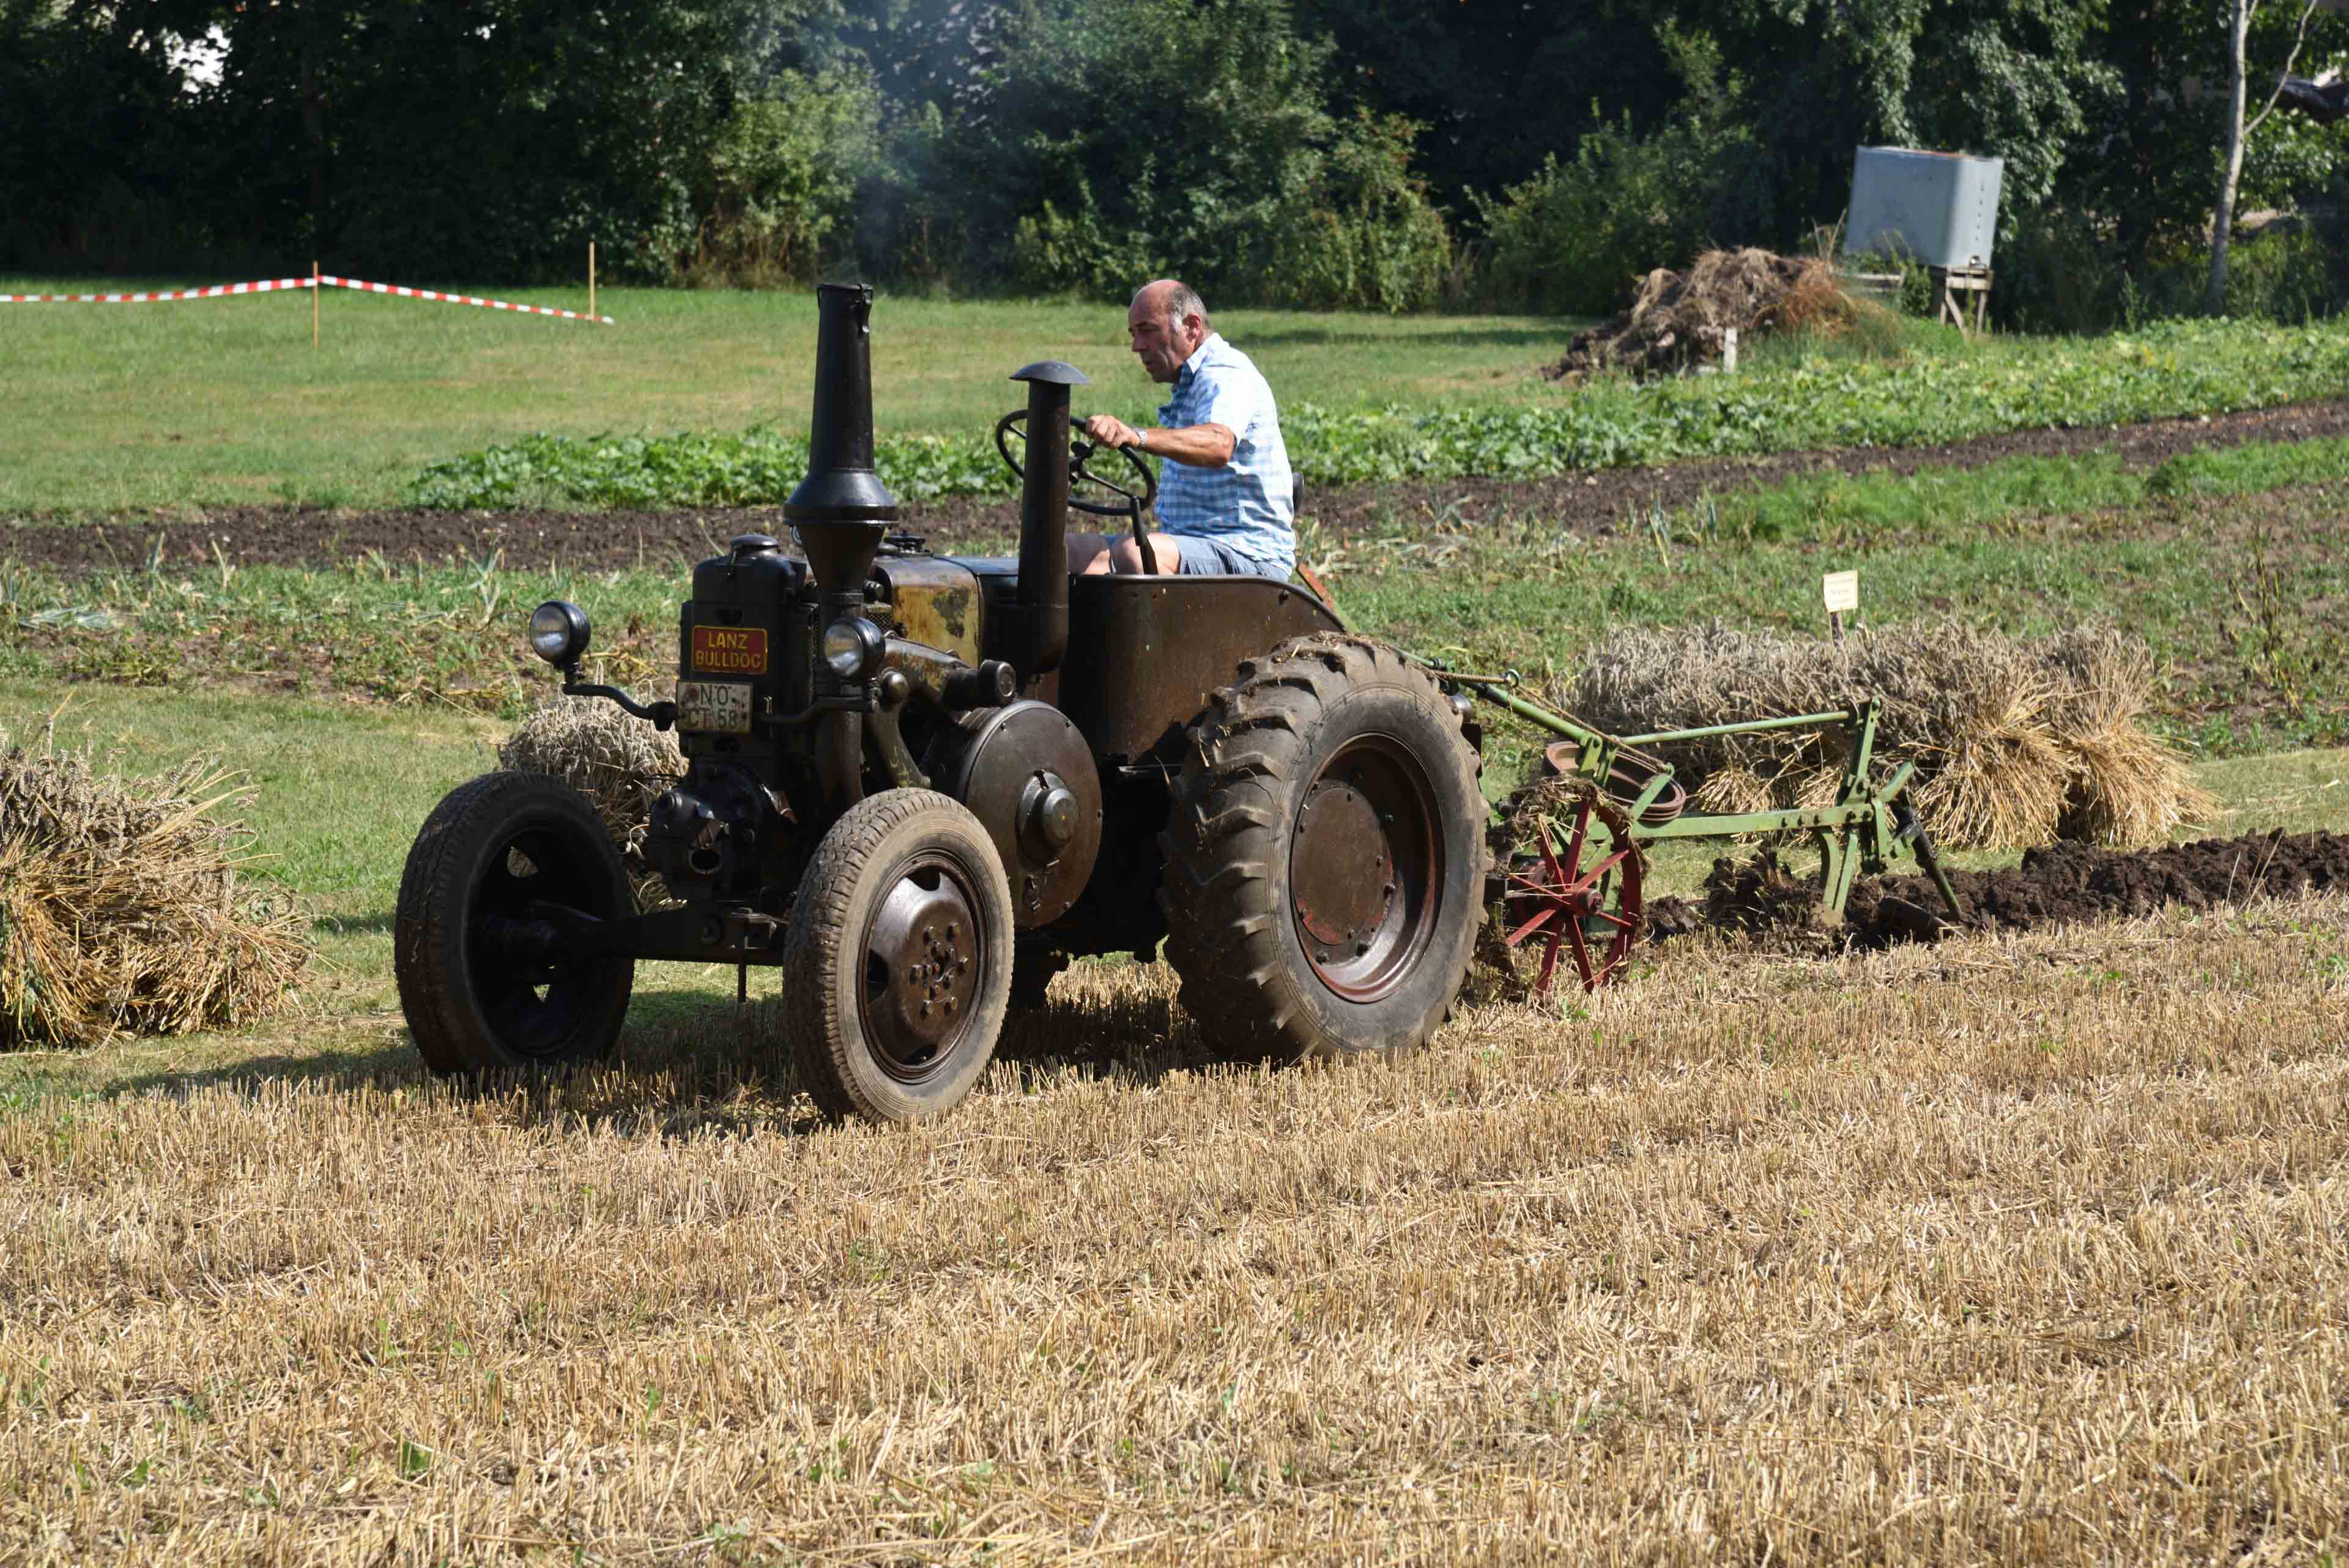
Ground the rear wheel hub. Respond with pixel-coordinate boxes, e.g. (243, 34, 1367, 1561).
(1289, 735, 1439, 1003)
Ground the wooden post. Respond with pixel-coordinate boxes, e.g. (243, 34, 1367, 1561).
(588, 242, 596, 321)
(311, 260, 320, 350)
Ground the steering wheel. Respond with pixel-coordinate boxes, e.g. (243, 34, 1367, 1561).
(994, 409, 1162, 573)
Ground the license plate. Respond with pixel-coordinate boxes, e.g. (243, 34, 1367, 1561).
(676, 680, 753, 734)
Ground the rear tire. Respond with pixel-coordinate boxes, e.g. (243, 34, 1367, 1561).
(1160, 636, 1488, 1063)
(783, 790, 1015, 1124)
(395, 771, 635, 1077)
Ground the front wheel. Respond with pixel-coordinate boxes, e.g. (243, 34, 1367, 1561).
(1159, 636, 1488, 1063)
(782, 790, 1015, 1123)
(395, 771, 636, 1077)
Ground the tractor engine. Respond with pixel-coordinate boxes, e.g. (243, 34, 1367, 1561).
(638, 533, 809, 904)
(606, 281, 1105, 923)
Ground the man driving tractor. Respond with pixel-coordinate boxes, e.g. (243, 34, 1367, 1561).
(1071, 279, 1296, 580)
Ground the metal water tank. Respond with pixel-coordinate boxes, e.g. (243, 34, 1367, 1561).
(1842, 148, 2005, 269)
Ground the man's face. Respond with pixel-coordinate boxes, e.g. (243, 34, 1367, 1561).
(1127, 299, 1198, 383)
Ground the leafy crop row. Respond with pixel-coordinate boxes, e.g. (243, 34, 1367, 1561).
(407, 319, 2349, 510)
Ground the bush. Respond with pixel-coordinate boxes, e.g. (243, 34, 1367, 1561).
(1478, 111, 1770, 316)
(1011, 184, 1160, 303)
(940, 0, 1452, 311)
(685, 69, 883, 288)
(1264, 113, 1453, 312)
(1998, 206, 2347, 334)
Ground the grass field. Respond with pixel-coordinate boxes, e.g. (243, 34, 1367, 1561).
(6, 277, 2345, 513)
(0, 281, 1575, 511)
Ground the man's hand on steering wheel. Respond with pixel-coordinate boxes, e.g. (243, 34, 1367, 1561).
(1081, 414, 1145, 451)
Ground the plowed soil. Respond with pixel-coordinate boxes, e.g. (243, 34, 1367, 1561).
(1647, 827, 2349, 950)
(8, 398, 2348, 575)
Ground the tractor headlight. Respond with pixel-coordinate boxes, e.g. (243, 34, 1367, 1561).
(529, 600, 590, 666)
(822, 615, 886, 682)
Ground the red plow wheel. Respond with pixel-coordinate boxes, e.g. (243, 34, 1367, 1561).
(1501, 782, 1645, 994)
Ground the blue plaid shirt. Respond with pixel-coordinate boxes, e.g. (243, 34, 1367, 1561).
(1153, 334, 1294, 575)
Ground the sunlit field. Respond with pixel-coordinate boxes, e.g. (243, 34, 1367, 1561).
(0, 280, 1576, 511)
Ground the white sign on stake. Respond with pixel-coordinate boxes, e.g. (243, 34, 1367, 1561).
(1822, 571, 1859, 614)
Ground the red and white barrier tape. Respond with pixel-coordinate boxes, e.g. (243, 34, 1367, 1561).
(0, 274, 613, 323)
(0, 278, 316, 303)
(317, 275, 611, 323)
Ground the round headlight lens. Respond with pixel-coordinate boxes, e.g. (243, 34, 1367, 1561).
(822, 615, 883, 680)
(529, 600, 590, 666)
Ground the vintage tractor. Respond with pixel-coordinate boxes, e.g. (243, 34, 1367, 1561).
(394, 283, 1490, 1121)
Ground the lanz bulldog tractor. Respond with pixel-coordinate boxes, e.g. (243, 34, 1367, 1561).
(395, 283, 1491, 1122)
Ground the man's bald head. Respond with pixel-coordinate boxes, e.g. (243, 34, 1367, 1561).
(1125, 279, 1211, 384)
(1132, 279, 1209, 333)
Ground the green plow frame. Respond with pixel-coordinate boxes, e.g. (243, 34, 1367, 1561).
(1420, 661, 1966, 990)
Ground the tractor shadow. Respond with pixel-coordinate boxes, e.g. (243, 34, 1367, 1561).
(108, 1039, 423, 1101)
(102, 975, 1206, 1140)
(311, 912, 398, 937)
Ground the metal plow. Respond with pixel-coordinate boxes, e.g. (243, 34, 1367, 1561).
(1428, 663, 1967, 997)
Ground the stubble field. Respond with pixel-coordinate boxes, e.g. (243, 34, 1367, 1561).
(4, 900, 2347, 1564)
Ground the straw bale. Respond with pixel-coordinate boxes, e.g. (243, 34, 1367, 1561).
(0, 737, 308, 1049)
(497, 698, 688, 907)
(2041, 626, 2219, 847)
(1555, 623, 2198, 851)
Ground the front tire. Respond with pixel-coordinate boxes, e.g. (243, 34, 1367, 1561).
(1159, 635, 1488, 1063)
(782, 790, 1015, 1124)
(395, 771, 636, 1077)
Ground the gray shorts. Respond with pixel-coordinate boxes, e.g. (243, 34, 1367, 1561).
(1166, 533, 1290, 579)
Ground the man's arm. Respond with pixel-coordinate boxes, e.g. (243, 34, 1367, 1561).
(1081, 414, 1234, 467)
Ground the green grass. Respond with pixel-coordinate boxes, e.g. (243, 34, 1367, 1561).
(0, 280, 1576, 511)
(1677, 435, 2349, 542)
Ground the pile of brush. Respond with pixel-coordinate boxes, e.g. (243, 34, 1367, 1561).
(0, 736, 308, 1049)
(1544, 248, 1893, 381)
(1557, 623, 2214, 850)
(498, 698, 688, 908)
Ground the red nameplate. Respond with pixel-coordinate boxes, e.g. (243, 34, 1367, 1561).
(691, 626, 768, 675)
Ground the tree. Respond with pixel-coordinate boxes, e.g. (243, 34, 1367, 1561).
(2208, 0, 2323, 311)
(1655, 0, 2115, 237)
(1288, 0, 1675, 214)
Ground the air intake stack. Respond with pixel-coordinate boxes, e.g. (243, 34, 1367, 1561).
(1000, 359, 1088, 682)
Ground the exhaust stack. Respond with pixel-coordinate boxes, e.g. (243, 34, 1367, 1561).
(787, 283, 899, 815)
(787, 282, 898, 610)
